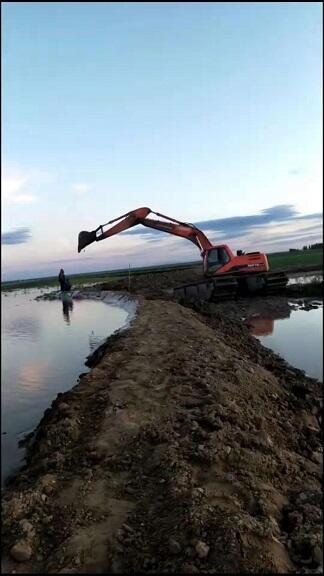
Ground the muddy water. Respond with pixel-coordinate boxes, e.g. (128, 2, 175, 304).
(247, 302, 323, 381)
(288, 272, 323, 285)
(1, 288, 129, 485)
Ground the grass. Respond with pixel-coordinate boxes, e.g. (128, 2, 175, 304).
(1, 261, 200, 291)
(268, 248, 323, 271)
(1, 249, 322, 292)
(1, 274, 120, 292)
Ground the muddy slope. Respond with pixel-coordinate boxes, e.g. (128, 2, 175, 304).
(2, 300, 323, 574)
(98, 266, 323, 299)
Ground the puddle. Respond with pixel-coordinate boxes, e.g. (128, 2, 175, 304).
(245, 299, 323, 381)
(287, 273, 323, 285)
(1, 288, 132, 485)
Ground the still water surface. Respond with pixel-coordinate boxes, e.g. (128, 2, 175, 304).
(2, 290, 322, 485)
(247, 304, 323, 381)
(1, 288, 128, 485)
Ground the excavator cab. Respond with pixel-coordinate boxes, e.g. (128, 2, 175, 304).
(203, 246, 231, 275)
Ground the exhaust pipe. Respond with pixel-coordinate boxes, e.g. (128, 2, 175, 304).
(78, 230, 97, 252)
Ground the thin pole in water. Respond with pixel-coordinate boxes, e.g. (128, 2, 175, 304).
(128, 264, 131, 292)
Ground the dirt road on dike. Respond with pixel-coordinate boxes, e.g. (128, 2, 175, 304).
(2, 298, 323, 574)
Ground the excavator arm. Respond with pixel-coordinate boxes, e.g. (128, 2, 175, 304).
(78, 207, 213, 253)
(77, 205, 287, 297)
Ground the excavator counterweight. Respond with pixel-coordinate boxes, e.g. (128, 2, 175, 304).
(77, 207, 288, 302)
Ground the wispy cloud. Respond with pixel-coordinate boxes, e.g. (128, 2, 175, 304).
(72, 183, 89, 195)
(288, 169, 302, 176)
(123, 204, 322, 241)
(2, 205, 322, 281)
(2, 172, 38, 204)
(2, 227, 32, 245)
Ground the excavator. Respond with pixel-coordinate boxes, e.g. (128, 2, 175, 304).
(77, 207, 288, 302)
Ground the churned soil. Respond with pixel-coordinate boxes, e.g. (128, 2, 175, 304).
(98, 266, 323, 299)
(99, 266, 206, 299)
(1, 295, 322, 574)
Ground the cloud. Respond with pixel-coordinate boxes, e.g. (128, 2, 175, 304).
(2, 227, 32, 245)
(288, 169, 302, 176)
(123, 204, 322, 241)
(49, 255, 94, 264)
(2, 173, 38, 204)
(72, 183, 89, 194)
(2, 204, 322, 282)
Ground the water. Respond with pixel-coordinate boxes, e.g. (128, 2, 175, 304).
(288, 273, 323, 285)
(1, 288, 129, 485)
(247, 302, 323, 381)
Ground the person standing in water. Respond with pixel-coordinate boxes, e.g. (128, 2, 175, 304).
(58, 269, 66, 291)
(58, 269, 71, 292)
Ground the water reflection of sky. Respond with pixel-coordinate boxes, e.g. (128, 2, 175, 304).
(19, 360, 50, 392)
(288, 273, 323, 285)
(1, 288, 128, 485)
(3, 315, 41, 340)
(248, 304, 323, 381)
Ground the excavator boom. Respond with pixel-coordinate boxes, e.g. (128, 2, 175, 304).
(77, 206, 288, 300)
(78, 207, 213, 253)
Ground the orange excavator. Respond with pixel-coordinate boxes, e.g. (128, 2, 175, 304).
(78, 207, 288, 301)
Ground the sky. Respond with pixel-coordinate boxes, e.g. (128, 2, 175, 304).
(2, 2, 323, 281)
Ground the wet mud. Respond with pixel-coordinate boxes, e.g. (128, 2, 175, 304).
(1, 274, 323, 574)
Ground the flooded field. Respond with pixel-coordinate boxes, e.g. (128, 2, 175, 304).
(246, 300, 323, 381)
(288, 272, 323, 285)
(1, 288, 129, 485)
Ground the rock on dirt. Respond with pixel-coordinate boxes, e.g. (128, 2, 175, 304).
(10, 540, 33, 562)
(195, 540, 210, 558)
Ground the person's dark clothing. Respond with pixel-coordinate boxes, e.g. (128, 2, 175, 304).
(58, 270, 65, 291)
(58, 270, 71, 291)
(64, 278, 71, 291)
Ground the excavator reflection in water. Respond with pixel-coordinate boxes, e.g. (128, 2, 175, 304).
(246, 316, 275, 337)
(245, 304, 292, 337)
(78, 207, 288, 302)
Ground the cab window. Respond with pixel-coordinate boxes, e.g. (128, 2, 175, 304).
(206, 248, 230, 272)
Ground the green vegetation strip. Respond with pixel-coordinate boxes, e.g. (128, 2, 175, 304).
(1, 249, 322, 291)
(268, 248, 323, 271)
(1, 261, 201, 291)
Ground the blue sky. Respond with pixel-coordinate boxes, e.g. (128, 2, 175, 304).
(2, 2, 322, 280)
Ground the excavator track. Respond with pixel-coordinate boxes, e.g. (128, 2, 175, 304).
(263, 271, 289, 293)
(173, 276, 238, 304)
(173, 272, 288, 303)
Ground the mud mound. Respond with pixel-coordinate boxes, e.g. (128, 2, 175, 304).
(1, 300, 322, 574)
(97, 267, 323, 300)
(99, 266, 204, 298)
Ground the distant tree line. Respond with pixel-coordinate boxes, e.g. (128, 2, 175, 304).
(289, 243, 323, 252)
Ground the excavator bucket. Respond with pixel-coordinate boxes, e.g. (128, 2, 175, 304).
(78, 230, 97, 252)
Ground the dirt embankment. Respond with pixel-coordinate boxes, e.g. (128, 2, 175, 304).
(98, 266, 323, 299)
(2, 296, 322, 574)
(99, 267, 206, 298)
